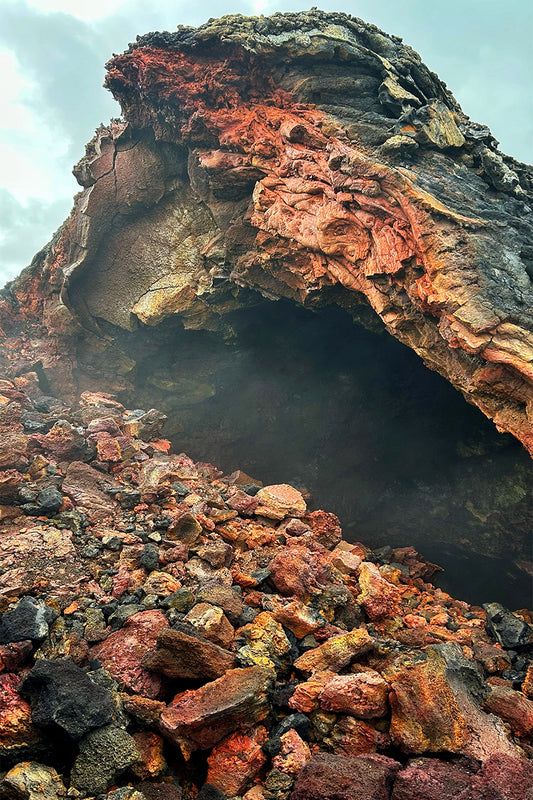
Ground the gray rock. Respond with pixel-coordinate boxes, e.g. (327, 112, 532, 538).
(0, 596, 57, 645)
(71, 724, 140, 795)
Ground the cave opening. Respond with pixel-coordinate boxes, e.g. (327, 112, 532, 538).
(116, 300, 532, 608)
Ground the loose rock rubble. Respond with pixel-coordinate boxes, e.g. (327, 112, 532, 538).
(0, 381, 531, 799)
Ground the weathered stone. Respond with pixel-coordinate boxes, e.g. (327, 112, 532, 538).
(196, 584, 243, 623)
(184, 602, 234, 649)
(294, 629, 373, 675)
(0, 597, 57, 645)
(159, 665, 274, 755)
(269, 545, 334, 598)
(383, 644, 520, 760)
(391, 757, 475, 800)
(131, 731, 166, 779)
(484, 603, 533, 650)
(462, 753, 533, 800)
(142, 626, 236, 680)
(326, 716, 390, 757)
(0, 762, 67, 800)
(358, 562, 401, 620)
(91, 610, 168, 698)
(71, 724, 140, 794)
(272, 729, 311, 776)
(320, 670, 389, 718)
(0, 674, 39, 757)
(206, 725, 268, 796)
(62, 460, 119, 522)
(20, 658, 114, 740)
(482, 684, 533, 738)
(255, 485, 307, 520)
(289, 753, 400, 800)
(236, 611, 293, 671)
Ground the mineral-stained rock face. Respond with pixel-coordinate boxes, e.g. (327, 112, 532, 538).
(1, 10, 532, 456)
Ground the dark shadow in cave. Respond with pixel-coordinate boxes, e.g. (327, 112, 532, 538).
(127, 300, 532, 609)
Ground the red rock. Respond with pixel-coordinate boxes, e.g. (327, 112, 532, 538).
(320, 670, 389, 718)
(225, 486, 259, 515)
(391, 757, 475, 800)
(30, 420, 87, 462)
(293, 629, 373, 675)
(269, 544, 333, 598)
(270, 596, 325, 638)
(327, 717, 391, 756)
(483, 685, 533, 738)
(0, 673, 40, 756)
(272, 728, 311, 776)
(289, 671, 337, 713)
(91, 610, 168, 698)
(461, 753, 533, 800)
(289, 753, 401, 800)
(62, 460, 119, 522)
(206, 725, 268, 796)
(141, 627, 236, 680)
(358, 562, 401, 620)
(0, 640, 32, 673)
(159, 666, 274, 756)
(303, 510, 343, 549)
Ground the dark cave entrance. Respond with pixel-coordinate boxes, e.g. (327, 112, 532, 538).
(123, 300, 532, 608)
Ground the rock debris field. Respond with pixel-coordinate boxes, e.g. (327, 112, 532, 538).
(0, 381, 531, 799)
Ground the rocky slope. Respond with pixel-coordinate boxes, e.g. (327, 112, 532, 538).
(0, 9, 532, 800)
(1, 10, 532, 455)
(0, 380, 531, 799)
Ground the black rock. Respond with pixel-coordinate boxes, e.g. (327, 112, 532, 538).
(264, 712, 310, 756)
(19, 657, 114, 740)
(37, 485, 63, 513)
(0, 596, 57, 644)
(197, 785, 227, 800)
(483, 603, 533, 650)
(108, 604, 143, 631)
(140, 543, 160, 572)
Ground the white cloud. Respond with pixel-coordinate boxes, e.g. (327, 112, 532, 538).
(24, 0, 131, 22)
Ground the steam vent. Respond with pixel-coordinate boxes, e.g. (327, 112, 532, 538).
(0, 10, 532, 799)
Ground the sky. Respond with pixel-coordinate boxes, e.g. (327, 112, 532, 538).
(0, 0, 531, 286)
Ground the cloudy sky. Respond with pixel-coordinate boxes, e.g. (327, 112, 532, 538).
(0, 0, 531, 286)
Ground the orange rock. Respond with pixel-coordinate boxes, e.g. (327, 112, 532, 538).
(270, 596, 325, 638)
(289, 672, 337, 713)
(184, 602, 235, 649)
(0, 673, 40, 756)
(327, 716, 391, 756)
(320, 671, 389, 718)
(358, 562, 401, 620)
(483, 685, 533, 738)
(160, 666, 274, 756)
(255, 484, 306, 520)
(294, 629, 373, 675)
(132, 731, 166, 779)
(206, 725, 268, 795)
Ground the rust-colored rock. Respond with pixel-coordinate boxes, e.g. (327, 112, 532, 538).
(289, 753, 401, 800)
(255, 484, 307, 520)
(384, 643, 520, 760)
(91, 610, 168, 698)
(294, 629, 373, 675)
(141, 626, 236, 681)
(159, 665, 274, 756)
(483, 684, 533, 738)
(206, 725, 268, 796)
(320, 671, 389, 718)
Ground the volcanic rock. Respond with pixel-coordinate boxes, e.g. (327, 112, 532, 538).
(0, 597, 57, 645)
(141, 626, 236, 680)
(289, 752, 400, 800)
(159, 665, 274, 755)
(19, 658, 114, 740)
(293, 629, 373, 674)
(70, 724, 140, 794)
(91, 609, 168, 698)
(0, 762, 67, 800)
